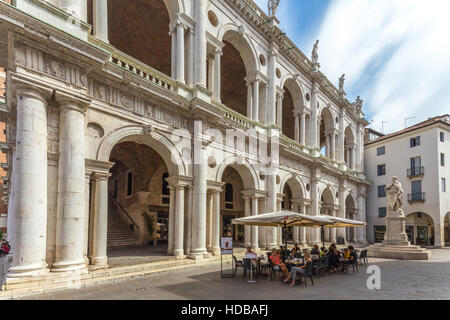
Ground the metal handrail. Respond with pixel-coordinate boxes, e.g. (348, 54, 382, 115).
(110, 195, 140, 230)
(407, 192, 425, 203)
(407, 166, 424, 177)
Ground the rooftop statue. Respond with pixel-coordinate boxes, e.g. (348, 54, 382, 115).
(312, 40, 319, 64)
(268, 0, 280, 18)
(385, 177, 404, 213)
(339, 74, 345, 93)
(353, 96, 363, 112)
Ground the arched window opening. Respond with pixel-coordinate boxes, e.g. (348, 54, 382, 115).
(221, 41, 247, 116)
(282, 87, 295, 140)
(107, 0, 172, 76)
(225, 183, 234, 209)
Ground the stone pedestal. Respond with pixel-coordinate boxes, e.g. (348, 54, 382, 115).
(368, 210, 431, 260)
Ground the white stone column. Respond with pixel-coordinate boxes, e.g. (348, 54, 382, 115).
(187, 29, 195, 87)
(167, 186, 175, 254)
(212, 191, 221, 255)
(311, 178, 320, 244)
(294, 110, 300, 142)
(252, 80, 260, 123)
(6, 147, 16, 253)
(83, 172, 91, 264)
(277, 198, 283, 247)
(267, 51, 277, 126)
(300, 112, 306, 146)
(184, 186, 193, 255)
(90, 172, 110, 269)
(246, 81, 253, 120)
(331, 133, 336, 161)
(243, 196, 251, 248)
(299, 205, 307, 245)
(325, 134, 331, 158)
(251, 196, 259, 250)
(190, 122, 207, 259)
(194, 0, 207, 87)
(93, 0, 108, 43)
(213, 48, 222, 102)
(207, 57, 214, 94)
(52, 101, 86, 272)
(60, 0, 87, 21)
(293, 204, 299, 243)
(346, 147, 350, 166)
(266, 175, 278, 249)
(173, 185, 185, 257)
(337, 187, 346, 241)
(206, 191, 213, 252)
(310, 82, 319, 150)
(357, 195, 367, 243)
(171, 27, 177, 79)
(338, 110, 345, 163)
(330, 209, 337, 243)
(176, 22, 185, 84)
(258, 198, 267, 249)
(351, 145, 356, 171)
(277, 94, 283, 129)
(8, 89, 49, 277)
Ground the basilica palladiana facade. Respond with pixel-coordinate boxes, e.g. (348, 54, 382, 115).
(0, 0, 369, 284)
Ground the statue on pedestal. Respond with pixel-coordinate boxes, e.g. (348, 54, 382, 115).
(312, 40, 319, 64)
(385, 177, 404, 214)
(268, 0, 280, 18)
(339, 74, 346, 94)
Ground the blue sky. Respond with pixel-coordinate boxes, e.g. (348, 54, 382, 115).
(254, 0, 450, 133)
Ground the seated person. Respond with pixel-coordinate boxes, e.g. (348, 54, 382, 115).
(0, 240, 10, 256)
(339, 248, 352, 271)
(320, 247, 328, 257)
(327, 247, 340, 272)
(283, 252, 313, 287)
(291, 242, 301, 256)
(244, 247, 257, 259)
(280, 245, 291, 261)
(310, 244, 320, 256)
(269, 248, 289, 278)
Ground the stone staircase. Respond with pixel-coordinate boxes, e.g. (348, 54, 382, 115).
(107, 202, 141, 248)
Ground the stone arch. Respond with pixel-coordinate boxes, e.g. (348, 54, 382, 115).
(163, 0, 185, 20)
(97, 125, 186, 177)
(281, 78, 305, 140)
(320, 186, 336, 206)
(405, 212, 435, 246)
(444, 213, 450, 245)
(218, 26, 259, 74)
(279, 173, 306, 200)
(215, 156, 259, 190)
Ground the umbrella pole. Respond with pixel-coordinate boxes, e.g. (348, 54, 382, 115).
(322, 226, 325, 248)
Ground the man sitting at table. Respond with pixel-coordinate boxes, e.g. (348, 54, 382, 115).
(310, 244, 320, 256)
(291, 242, 301, 257)
(280, 245, 291, 261)
(283, 251, 313, 287)
(244, 247, 257, 259)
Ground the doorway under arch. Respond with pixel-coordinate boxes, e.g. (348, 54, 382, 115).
(405, 212, 435, 246)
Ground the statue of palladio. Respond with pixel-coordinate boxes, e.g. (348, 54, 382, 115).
(385, 177, 404, 213)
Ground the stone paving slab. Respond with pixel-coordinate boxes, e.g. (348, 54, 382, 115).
(15, 249, 450, 300)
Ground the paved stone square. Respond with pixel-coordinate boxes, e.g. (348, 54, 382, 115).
(16, 249, 450, 300)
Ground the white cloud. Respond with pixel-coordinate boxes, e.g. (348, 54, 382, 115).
(308, 0, 450, 133)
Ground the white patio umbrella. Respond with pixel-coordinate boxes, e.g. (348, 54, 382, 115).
(232, 211, 366, 248)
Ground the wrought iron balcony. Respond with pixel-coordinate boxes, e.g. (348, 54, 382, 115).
(408, 192, 425, 203)
(407, 166, 424, 178)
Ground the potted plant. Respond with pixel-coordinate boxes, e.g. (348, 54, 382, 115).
(142, 213, 156, 247)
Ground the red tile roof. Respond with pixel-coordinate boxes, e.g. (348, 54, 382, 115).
(365, 114, 450, 146)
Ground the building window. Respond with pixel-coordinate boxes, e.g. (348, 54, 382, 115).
(441, 153, 445, 167)
(410, 136, 421, 148)
(378, 207, 387, 218)
(161, 172, 170, 205)
(378, 185, 386, 198)
(443, 178, 447, 193)
(377, 146, 386, 156)
(440, 132, 445, 142)
(377, 164, 386, 176)
(225, 183, 234, 209)
(374, 226, 387, 243)
(126, 171, 133, 197)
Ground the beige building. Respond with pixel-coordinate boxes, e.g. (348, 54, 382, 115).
(365, 115, 450, 247)
(0, 0, 369, 286)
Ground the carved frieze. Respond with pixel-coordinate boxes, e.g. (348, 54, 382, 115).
(88, 78, 192, 132)
(14, 42, 87, 89)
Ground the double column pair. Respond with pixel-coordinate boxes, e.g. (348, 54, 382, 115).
(325, 130, 338, 161)
(207, 49, 222, 101)
(291, 203, 307, 245)
(8, 87, 88, 277)
(206, 190, 221, 255)
(243, 196, 261, 250)
(167, 184, 188, 257)
(293, 109, 307, 146)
